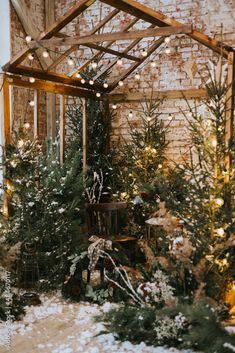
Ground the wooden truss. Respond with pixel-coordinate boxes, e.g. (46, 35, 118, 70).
(2, 0, 235, 176)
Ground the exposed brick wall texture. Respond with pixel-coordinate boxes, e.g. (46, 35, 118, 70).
(10, 0, 235, 160)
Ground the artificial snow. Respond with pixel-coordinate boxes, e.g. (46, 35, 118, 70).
(0, 293, 196, 353)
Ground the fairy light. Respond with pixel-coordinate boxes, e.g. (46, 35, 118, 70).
(29, 77, 35, 83)
(42, 50, 49, 58)
(112, 104, 117, 110)
(29, 100, 35, 107)
(165, 48, 171, 54)
(76, 73, 81, 79)
(89, 80, 94, 85)
(128, 111, 133, 118)
(134, 73, 140, 80)
(117, 59, 123, 66)
(81, 78, 86, 84)
(96, 92, 101, 98)
(24, 122, 30, 129)
(25, 35, 32, 43)
(164, 37, 170, 44)
(141, 49, 148, 57)
(147, 116, 152, 122)
(216, 228, 225, 237)
(28, 53, 34, 60)
(91, 62, 98, 69)
(215, 198, 224, 206)
(103, 82, 109, 89)
(150, 61, 157, 68)
(118, 80, 124, 87)
(211, 138, 217, 147)
(68, 57, 74, 66)
(168, 114, 173, 121)
(158, 164, 163, 169)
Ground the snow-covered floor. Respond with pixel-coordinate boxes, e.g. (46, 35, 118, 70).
(0, 293, 195, 353)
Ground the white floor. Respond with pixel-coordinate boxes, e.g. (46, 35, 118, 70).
(0, 293, 195, 353)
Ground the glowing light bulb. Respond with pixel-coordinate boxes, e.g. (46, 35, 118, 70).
(89, 80, 94, 85)
(76, 73, 81, 79)
(129, 111, 133, 118)
(141, 49, 148, 57)
(96, 92, 101, 98)
(158, 164, 163, 169)
(25, 35, 32, 43)
(42, 50, 49, 58)
(103, 82, 109, 88)
(81, 78, 86, 84)
(150, 61, 156, 68)
(29, 100, 35, 107)
(216, 228, 225, 237)
(112, 104, 117, 110)
(24, 122, 30, 129)
(164, 37, 170, 44)
(165, 48, 171, 54)
(215, 198, 224, 206)
(118, 80, 124, 87)
(29, 77, 35, 83)
(68, 57, 74, 66)
(211, 138, 217, 147)
(134, 73, 140, 80)
(147, 117, 152, 122)
(117, 59, 123, 66)
(168, 114, 173, 121)
(222, 258, 228, 265)
(91, 62, 98, 69)
(28, 53, 34, 60)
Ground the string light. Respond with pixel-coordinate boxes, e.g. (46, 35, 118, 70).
(89, 80, 94, 85)
(134, 73, 140, 80)
(68, 57, 74, 66)
(29, 100, 35, 107)
(216, 228, 225, 237)
(118, 80, 124, 87)
(164, 37, 170, 44)
(168, 114, 173, 121)
(211, 138, 217, 147)
(29, 77, 35, 83)
(42, 50, 49, 58)
(112, 104, 117, 110)
(28, 53, 34, 60)
(128, 111, 133, 118)
(141, 49, 148, 57)
(103, 82, 109, 89)
(81, 78, 86, 84)
(150, 61, 157, 68)
(91, 62, 98, 69)
(117, 59, 123, 66)
(76, 73, 81, 79)
(215, 198, 224, 206)
(147, 116, 152, 122)
(158, 164, 163, 169)
(25, 35, 32, 43)
(24, 122, 30, 129)
(96, 92, 101, 98)
(165, 48, 171, 54)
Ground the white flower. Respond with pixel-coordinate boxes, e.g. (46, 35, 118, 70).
(28, 202, 35, 207)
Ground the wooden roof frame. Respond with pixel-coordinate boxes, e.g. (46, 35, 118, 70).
(2, 0, 234, 97)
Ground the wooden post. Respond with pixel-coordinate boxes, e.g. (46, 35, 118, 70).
(3, 80, 11, 218)
(225, 52, 235, 183)
(82, 99, 88, 175)
(33, 89, 40, 139)
(59, 95, 66, 166)
(45, 0, 56, 142)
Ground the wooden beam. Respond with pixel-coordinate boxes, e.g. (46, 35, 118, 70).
(224, 52, 235, 182)
(82, 99, 88, 174)
(30, 25, 192, 49)
(59, 95, 66, 165)
(84, 43, 140, 61)
(2, 0, 96, 71)
(10, 0, 51, 70)
(5, 74, 98, 99)
(7, 65, 104, 91)
(33, 89, 39, 139)
(100, 0, 233, 58)
(109, 88, 208, 102)
(72, 18, 139, 78)
(45, 0, 56, 142)
(109, 37, 165, 91)
(3, 80, 11, 145)
(47, 9, 119, 72)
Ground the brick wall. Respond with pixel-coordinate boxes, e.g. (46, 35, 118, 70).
(9, 0, 235, 160)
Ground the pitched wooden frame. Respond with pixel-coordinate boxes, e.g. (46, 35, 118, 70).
(100, 0, 233, 58)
